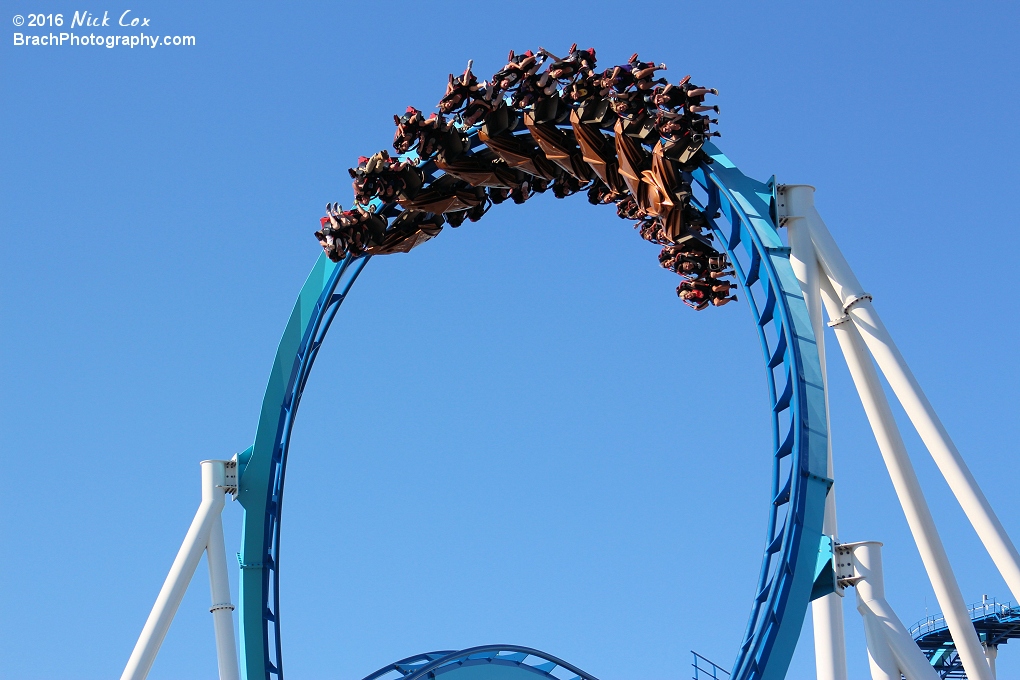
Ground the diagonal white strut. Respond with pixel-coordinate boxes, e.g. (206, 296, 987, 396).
(121, 459, 239, 680)
(848, 542, 940, 680)
(816, 267, 990, 680)
(788, 186, 1020, 603)
(782, 185, 1015, 680)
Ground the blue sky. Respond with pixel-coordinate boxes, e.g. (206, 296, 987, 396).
(2, 1, 1018, 679)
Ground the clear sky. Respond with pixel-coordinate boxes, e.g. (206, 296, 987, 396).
(2, 1, 1018, 679)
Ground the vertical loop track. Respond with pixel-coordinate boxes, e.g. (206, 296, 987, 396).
(235, 142, 828, 680)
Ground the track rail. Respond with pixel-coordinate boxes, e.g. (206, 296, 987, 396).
(362, 645, 601, 680)
(234, 141, 829, 680)
(235, 254, 369, 678)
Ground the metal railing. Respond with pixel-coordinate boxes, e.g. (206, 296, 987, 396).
(692, 651, 730, 680)
(909, 597, 1016, 639)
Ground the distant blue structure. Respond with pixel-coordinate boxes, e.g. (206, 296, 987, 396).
(361, 646, 600, 680)
(910, 597, 1020, 678)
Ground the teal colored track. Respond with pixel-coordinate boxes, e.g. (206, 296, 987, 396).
(234, 142, 830, 680)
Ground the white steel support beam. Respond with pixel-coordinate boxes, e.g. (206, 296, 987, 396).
(984, 644, 998, 680)
(859, 607, 901, 680)
(207, 512, 240, 680)
(121, 460, 239, 680)
(849, 542, 940, 680)
(784, 186, 1020, 606)
(787, 209, 848, 680)
(805, 233, 992, 680)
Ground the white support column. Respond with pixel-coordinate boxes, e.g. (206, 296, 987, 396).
(207, 512, 240, 680)
(121, 460, 233, 680)
(787, 202, 848, 680)
(785, 185, 1020, 605)
(984, 644, 998, 679)
(814, 270, 992, 680)
(859, 607, 901, 680)
(850, 542, 940, 680)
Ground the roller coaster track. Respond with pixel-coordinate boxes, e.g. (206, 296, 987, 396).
(361, 645, 601, 680)
(233, 135, 830, 680)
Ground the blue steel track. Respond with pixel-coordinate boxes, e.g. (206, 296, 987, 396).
(361, 645, 602, 680)
(233, 141, 830, 680)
